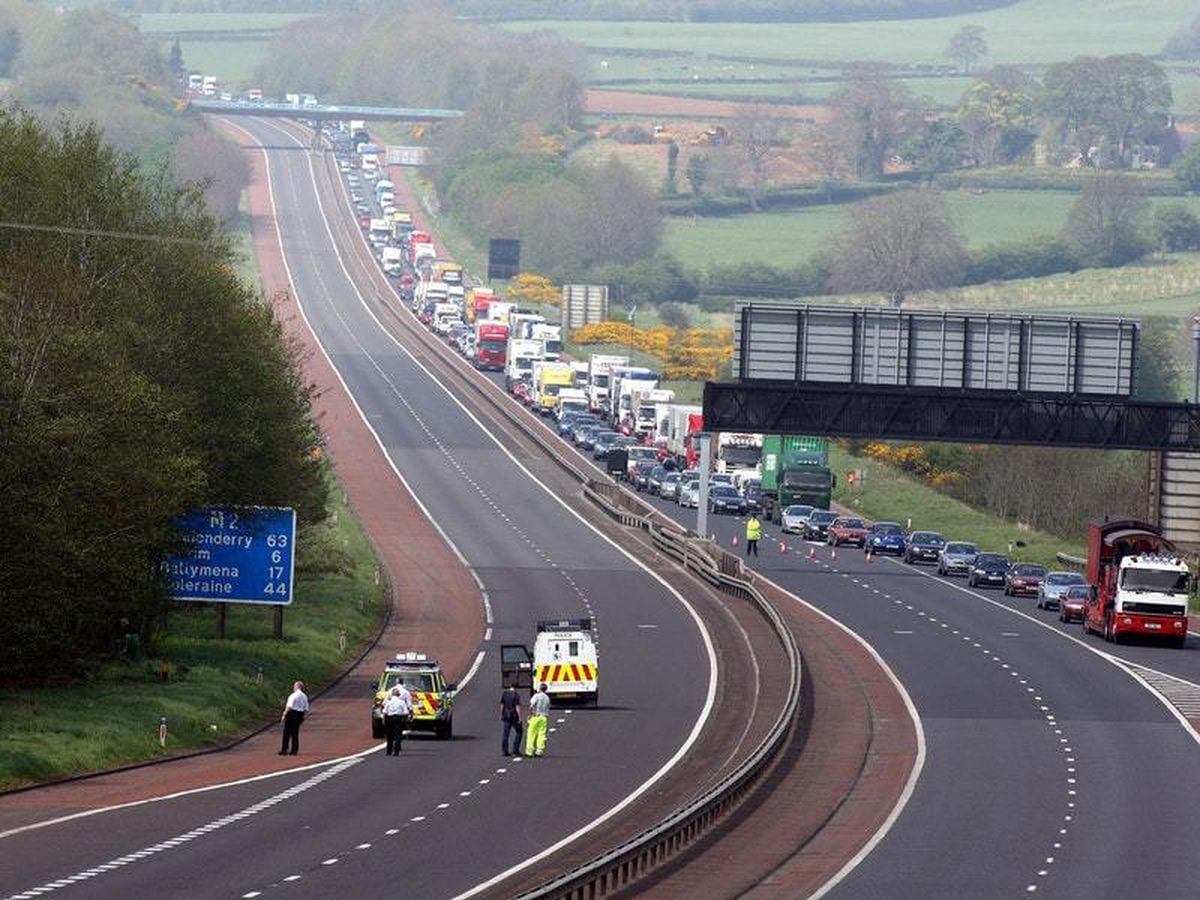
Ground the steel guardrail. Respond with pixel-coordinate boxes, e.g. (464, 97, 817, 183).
(1056, 552, 1087, 568)
(298, 127, 803, 899)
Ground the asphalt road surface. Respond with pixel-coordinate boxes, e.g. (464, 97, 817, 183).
(0, 120, 715, 900)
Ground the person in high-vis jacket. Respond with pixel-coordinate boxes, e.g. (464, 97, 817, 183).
(745, 515, 761, 557)
(525, 683, 551, 757)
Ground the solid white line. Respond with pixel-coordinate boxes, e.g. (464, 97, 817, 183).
(893, 559, 1200, 747)
(246, 119, 719, 900)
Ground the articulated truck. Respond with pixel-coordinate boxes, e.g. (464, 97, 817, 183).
(1082, 519, 1191, 646)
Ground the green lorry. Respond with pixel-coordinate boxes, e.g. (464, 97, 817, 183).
(760, 435, 835, 523)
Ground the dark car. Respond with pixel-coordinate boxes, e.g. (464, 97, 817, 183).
(646, 465, 668, 495)
(1059, 584, 1089, 622)
(1037, 571, 1085, 611)
(561, 413, 597, 438)
(630, 460, 656, 491)
(709, 484, 748, 515)
(742, 479, 763, 512)
(575, 423, 602, 449)
(905, 531, 945, 565)
(591, 431, 622, 459)
(1004, 563, 1047, 597)
(805, 510, 838, 541)
(866, 521, 906, 556)
(968, 552, 1010, 588)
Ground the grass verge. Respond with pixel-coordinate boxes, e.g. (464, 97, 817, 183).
(829, 444, 1084, 569)
(0, 472, 387, 791)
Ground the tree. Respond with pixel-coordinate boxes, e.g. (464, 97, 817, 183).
(731, 104, 786, 211)
(829, 63, 913, 179)
(945, 24, 987, 74)
(902, 116, 967, 173)
(1064, 172, 1148, 267)
(1040, 55, 1172, 166)
(168, 38, 184, 75)
(685, 152, 709, 196)
(1173, 142, 1200, 191)
(955, 67, 1037, 167)
(173, 128, 252, 224)
(0, 25, 19, 78)
(658, 302, 693, 329)
(664, 140, 679, 195)
(1151, 204, 1200, 252)
(826, 186, 967, 306)
(0, 111, 326, 682)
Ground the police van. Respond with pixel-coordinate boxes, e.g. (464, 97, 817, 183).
(502, 618, 598, 707)
(372, 652, 456, 739)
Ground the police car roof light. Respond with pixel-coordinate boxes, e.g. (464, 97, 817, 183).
(537, 617, 592, 633)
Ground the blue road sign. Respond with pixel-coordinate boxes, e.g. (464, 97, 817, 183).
(161, 507, 296, 605)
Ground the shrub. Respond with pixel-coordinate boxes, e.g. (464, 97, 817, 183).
(1151, 204, 1200, 252)
(964, 236, 1078, 284)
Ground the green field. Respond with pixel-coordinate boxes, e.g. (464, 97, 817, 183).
(136, 13, 312, 34)
(170, 39, 270, 86)
(664, 191, 1200, 272)
(508, 0, 1193, 67)
(0, 479, 387, 790)
(830, 444, 1085, 568)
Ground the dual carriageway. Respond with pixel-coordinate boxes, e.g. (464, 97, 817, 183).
(2, 115, 1200, 899)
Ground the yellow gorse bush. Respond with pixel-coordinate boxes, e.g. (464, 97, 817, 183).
(572, 324, 733, 381)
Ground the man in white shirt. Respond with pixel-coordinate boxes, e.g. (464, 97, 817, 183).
(382, 684, 414, 756)
(279, 680, 309, 756)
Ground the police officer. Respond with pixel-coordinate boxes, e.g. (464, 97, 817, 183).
(745, 514, 761, 557)
(382, 684, 413, 756)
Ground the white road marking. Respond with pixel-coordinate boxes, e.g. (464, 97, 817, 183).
(3, 760, 359, 899)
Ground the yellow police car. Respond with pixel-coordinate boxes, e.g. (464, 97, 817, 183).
(371, 652, 456, 740)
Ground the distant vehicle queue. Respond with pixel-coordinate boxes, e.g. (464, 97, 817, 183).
(332, 120, 1192, 650)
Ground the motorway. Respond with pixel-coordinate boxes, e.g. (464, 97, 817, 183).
(0, 118, 719, 900)
(284, 115, 1200, 899)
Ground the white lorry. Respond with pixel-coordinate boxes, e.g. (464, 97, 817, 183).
(381, 246, 404, 275)
(556, 387, 589, 421)
(505, 338, 544, 391)
(609, 366, 659, 431)
(530, 322, 564, 361)
(632, 387, 676, 439)
(587, 353, 629, 414)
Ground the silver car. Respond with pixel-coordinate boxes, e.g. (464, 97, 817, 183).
(678, 479, 701, 508)
(781, 505, 814, 534)
(1037, 571, 1086, 611)
(937, 541, 979, 576)
(660, 472, 682, 501)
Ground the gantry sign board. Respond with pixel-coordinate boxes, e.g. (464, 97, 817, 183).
(161, 507, 296, 605)
(562, 284, 609, 330)
(733, 303, 1138, 397)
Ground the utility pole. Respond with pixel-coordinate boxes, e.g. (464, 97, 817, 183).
(697, 433, 712, 538)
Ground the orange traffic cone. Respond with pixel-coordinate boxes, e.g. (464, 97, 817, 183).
(780, 542, 787, 554)
(732, 535, 739, 547)
(865, 545, 874, 562)
(807, 546, 816, 561)
(831, 546, 838, 561)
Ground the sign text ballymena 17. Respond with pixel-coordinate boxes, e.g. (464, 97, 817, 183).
(161, 507, 296, 605)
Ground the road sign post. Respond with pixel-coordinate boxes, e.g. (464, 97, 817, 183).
(697, 432, 712, 539)
(161, 507, 297, 616)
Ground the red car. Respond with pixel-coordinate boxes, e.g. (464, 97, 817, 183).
(827, 517, 868, 547)
(1059, 584, 1089, 623)
(1004, 563, 1047, 597)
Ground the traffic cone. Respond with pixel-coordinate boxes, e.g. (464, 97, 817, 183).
(807, 546, 816, 561)
(865, 545, 874, 562)
(831, 546, 837, 561)
(732, 535, 739, 547)
(780, 542, 787, 554)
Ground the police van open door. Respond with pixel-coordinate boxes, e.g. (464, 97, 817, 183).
(500, 644, 533, 691)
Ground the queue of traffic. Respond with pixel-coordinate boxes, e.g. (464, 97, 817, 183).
(331, 122, 1192, 654)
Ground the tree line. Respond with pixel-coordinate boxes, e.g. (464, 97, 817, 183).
(260, 3, 666, 282)
(0, 111, 326, 683)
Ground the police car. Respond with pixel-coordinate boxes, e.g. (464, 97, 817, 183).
(371, 652, 456, 740)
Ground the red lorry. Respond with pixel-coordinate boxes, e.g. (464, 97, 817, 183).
(474, 321, 509, 371)
(1082, 519, 1191, 646)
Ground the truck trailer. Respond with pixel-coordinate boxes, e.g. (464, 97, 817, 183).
(760, 435, 835, 522)
(474, 321, 509, 371)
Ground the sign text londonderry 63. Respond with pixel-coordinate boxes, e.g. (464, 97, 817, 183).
(161, 507, 297, 605)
